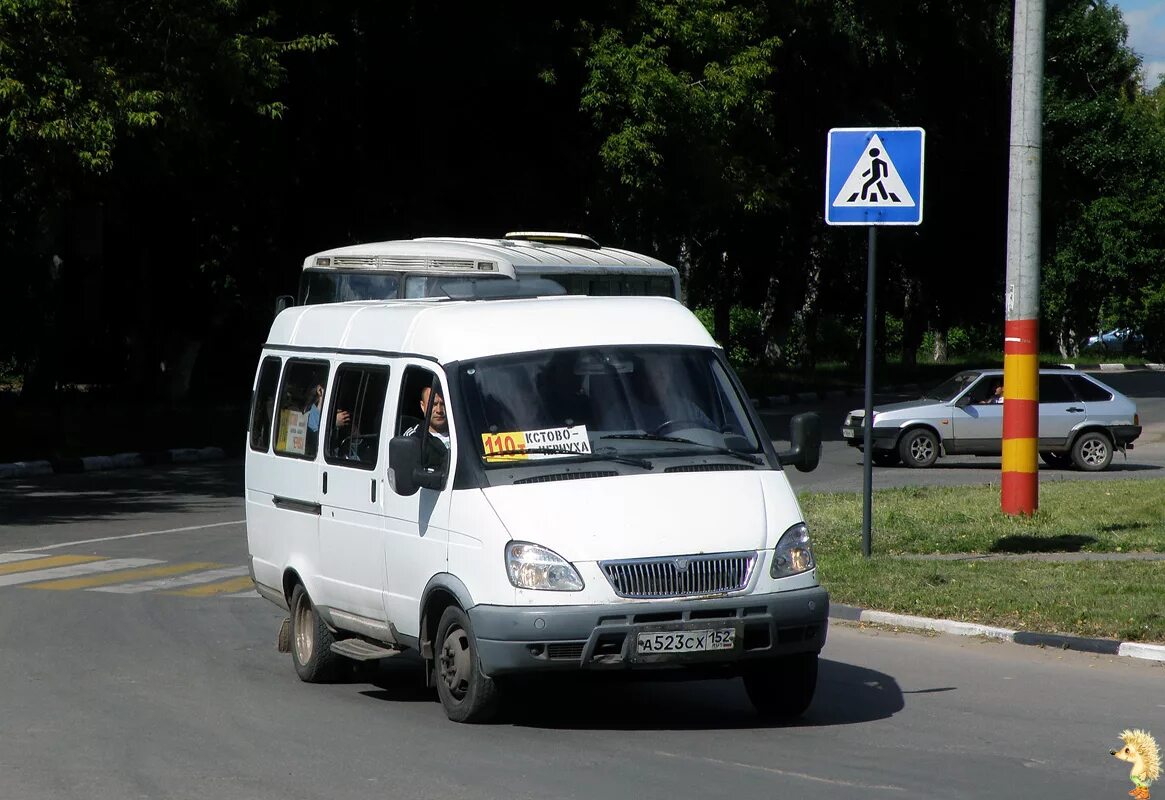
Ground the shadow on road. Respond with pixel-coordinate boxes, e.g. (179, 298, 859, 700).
(0, 462, 244, 527)
(357, 656, 906, 730)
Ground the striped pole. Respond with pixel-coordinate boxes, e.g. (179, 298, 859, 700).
(1002, 0, 1045, 515)
(1003, 320, 1039, 513)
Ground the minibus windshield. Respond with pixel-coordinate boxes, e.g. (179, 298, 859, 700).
(457, 346, 763, 468)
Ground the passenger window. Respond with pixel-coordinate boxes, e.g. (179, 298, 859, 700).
(325, 365, 390, 469)
(249, 357, 282, 452)
(1038, 374, 1075, 404)
(274, 360, 331, 460)
(395, 367, 451, 485)
(1068, 376, 1113, 402)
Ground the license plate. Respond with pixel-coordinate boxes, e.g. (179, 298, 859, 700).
(842, 428, 855, 438)
(635, 628, 735, 654)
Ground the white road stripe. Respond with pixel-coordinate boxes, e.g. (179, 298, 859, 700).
(92, 566, 250, 594)
(0, 559, 163, 587)
(0, 553, 49, 565)
(13, 520, 246, 553)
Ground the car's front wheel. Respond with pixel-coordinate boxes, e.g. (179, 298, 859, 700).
(1071, 431, 1113, 472)
(434, 605, 501, 723)
(898, 428, 940, 468)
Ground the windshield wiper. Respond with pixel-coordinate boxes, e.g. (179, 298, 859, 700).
(484, 447, 653, 470)
(598, 433, 764, 465)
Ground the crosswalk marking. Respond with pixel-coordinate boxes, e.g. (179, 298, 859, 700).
(0, 554, 106, 577)
(0, 553, 50, 565)
(25, 562, 223, 591)
(94, 566, 249, 594)
(168, 576, 256, 597)
(0, 558, 163, 587)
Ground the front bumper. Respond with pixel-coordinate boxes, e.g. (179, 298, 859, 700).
(468, 586, 828, 677)
(842, 423, 899, 450)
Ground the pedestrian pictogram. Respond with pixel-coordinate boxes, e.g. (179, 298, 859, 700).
(825, 128, 924, 226)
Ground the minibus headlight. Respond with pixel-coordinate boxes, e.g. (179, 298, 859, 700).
(770, 523, 815, 578)
(505, 542, 584, 591)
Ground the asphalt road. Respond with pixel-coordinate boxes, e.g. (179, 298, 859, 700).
(766, 368, 1165, 492)
(1, 464, 1162, 800)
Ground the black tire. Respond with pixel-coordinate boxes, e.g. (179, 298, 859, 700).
(1039, 450, 1072, 469)
(290, 583, 340, 683)
(1071, 430, 1113, 472)
(872, 450, 900, 467)
(434, 605, 500, 723)
(898, 428, 939, 468)
(743, 652, 818, 720)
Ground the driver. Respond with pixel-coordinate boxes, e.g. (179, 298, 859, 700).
(404, 385, 450, 471)
(638, 358, 715, 433)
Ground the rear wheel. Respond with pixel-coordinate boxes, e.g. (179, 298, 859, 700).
(872, 450, 900, 467)
(290, 583, 339, 683)
(1071, 431, 1113, 472)
(898, 428, 939, 468)
(434, 605, 500, 723)
(1039, 450, 1071, 469)
(742, 653, 818, 720)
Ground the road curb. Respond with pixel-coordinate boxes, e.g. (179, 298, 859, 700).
(830, 603, 1165, 663)
(0, 447, 228, 480)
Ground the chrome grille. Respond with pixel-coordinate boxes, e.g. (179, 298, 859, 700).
(600, 551, 757, 599)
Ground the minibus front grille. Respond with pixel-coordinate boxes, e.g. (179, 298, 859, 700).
(599, 551, 757, 599)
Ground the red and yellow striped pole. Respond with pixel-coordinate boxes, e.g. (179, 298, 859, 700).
(1002, 319, 1038, 514)
(1002, 0, 1044, 515)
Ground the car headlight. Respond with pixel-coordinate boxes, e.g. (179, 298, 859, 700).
(505, 542, 584, 591)
(770, 523, 815, 578)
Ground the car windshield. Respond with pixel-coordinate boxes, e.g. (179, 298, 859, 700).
(457, 346, 763, 467)
(923, 372, 980, 402)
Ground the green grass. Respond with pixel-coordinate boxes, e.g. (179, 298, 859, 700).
(800, 480, 1165, 642)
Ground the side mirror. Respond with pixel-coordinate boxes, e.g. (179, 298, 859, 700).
(777, 412, 821, 473)
(388, 435, 446, 496)
(274, 294, 295, 317)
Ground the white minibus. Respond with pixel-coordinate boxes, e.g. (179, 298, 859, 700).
(245, 291, 826, 723)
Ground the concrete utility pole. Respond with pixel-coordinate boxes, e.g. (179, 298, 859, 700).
(1002, 0, 1045, 515)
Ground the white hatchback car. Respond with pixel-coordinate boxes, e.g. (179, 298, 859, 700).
(842, 369, 1141, 470)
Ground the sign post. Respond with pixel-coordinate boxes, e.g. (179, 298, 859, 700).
(826, 127, 925, 557)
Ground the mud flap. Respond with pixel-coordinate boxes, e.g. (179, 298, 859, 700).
(277, 616, 291, 653)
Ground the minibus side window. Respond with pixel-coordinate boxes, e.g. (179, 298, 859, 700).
(249, 357, 282, 453)
(274, 360, 331, 460)
(324, 365, 390, 469)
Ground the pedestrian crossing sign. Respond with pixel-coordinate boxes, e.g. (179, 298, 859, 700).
(825, 127, 925, 226)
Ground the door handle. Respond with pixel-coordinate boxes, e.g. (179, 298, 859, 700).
(370, 478, 376, 503)
(322, 471, 328, 494)
(1067, 407, 1085, 413)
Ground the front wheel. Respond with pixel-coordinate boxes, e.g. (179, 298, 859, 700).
(743, 653, 818, 720)
(898, 428, 939, 468)
(1071, 431, 1113, 472)
(434, 606, 501, 723)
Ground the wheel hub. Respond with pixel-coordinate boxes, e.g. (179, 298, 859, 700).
(438, 627, 471, 700)
(293, 598, 314, 664)
(1082, 439, 1106, 464)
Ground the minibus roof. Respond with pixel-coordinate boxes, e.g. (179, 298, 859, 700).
(302, 236, 676, 274)
(266, 295, 715, 363)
